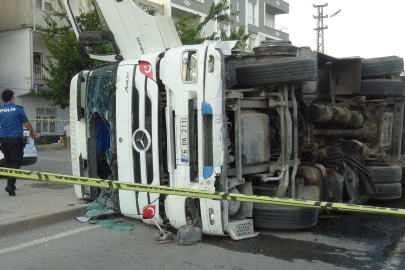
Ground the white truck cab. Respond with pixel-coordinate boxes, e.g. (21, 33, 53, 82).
(65, 0, 405, 240)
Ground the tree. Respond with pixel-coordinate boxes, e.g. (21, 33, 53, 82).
(37, 0, 103, 109)
(39, 0, 249, 108)
(175, 1, 250, 50)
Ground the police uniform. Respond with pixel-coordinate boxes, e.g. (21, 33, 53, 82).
(0, 103, 29, 191)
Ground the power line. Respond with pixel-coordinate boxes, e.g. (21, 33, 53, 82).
(287, 0, 315, 16)
(289, 5, 313, 16)
(302, 0, 315, 5)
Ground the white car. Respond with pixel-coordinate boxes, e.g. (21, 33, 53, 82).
(0, 129, 37, 166)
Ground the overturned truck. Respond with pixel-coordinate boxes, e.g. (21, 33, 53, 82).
(64, 0, 405, 240)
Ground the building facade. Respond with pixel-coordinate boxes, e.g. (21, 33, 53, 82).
(147, 0, 289, 49)
(0, 0, 68, 139)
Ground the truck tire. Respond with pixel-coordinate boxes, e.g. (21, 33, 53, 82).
(361, 56, 404, 78)
(367, 165, 402, 183)
(253, 45, 298, 59)
(360, 79, 405, 97)
(252, 204, 318, 230)
(369, 182, 402, 201)
(235, 57, 317, 87)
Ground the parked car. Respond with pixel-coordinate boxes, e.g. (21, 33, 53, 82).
(0, 128, 37, 166)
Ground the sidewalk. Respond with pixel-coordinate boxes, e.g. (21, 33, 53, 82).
(0, 149, 88, 236)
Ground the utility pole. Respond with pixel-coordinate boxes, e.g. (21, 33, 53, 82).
(313, 3, 328, 53)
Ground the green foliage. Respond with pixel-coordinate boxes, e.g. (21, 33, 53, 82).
(175, 0, 250, 50)
(138, 3, 158, 16)
(37, 0, 103, 109)
(34, 137, 51, 145)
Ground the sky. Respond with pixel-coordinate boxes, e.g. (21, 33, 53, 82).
(276, 0, 405, 61)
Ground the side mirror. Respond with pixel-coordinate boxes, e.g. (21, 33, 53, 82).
(78, 29, 115, 47)
(75, 29, 122, 60)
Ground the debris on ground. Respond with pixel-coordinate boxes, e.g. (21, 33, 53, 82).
(149, 217, 176, 244)
(175, 225, 202, 245)
(76, 200, 136, 234)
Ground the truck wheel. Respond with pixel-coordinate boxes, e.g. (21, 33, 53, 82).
(367, 165, 402, 183)
(235, 57, 317, 88)
(252, 204, 318, 230)
(369, 182, 402, 201)
(361, 56, 404, 78)
(360, 79, 405, 97)
(253, 42, 298, 59)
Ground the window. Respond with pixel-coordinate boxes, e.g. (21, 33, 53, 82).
(248, 1, 257, 26)
(36, 108, 57, 134)
(249, 37, 256, 50)
(35, 0, 42, 9)
(33, 52, 44, 86)
(44, 2, 52, 11)
(36, 0, 53, 11)
(248, 2, 254, 25)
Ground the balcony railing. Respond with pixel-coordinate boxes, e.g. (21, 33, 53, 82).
(248, 16, 257, 26)
(33, 64, 51, 91)
(264, 20, 288, 33)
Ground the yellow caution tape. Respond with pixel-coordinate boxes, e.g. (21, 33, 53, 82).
(0, 167, 404, 216)
(29, 119, 69, 123)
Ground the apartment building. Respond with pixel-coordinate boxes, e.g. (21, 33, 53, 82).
(0, 0, 68, 139)
(143, 0, 289, 48)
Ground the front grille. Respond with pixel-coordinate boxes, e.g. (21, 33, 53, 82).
(132, 70, 141, 183)
(145, 89, 153, 185)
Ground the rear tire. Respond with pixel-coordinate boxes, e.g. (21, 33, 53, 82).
(367, 165, 402, 183)
(369, 182, 402, 201)
(361, 56, 404, 78)
(360, 79, 405, 97)
(252, 204, 318, 230)
(236, 57, 317, 87)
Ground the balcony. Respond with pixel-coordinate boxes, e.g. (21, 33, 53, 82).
(248, 16, 259, 33)
(33, 64, 52, 92)
(248, 16, 258, 26)
(260, 20, 289, 40)
(35, 9, 66, 29)
(264, 0, 289, 15)
(264, 20, 288, 33)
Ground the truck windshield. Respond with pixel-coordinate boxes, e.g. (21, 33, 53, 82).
(86, 62, 119, 180)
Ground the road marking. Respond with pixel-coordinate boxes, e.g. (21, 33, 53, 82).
(0, 225, 100, 255)
(38, 158, 70, 162)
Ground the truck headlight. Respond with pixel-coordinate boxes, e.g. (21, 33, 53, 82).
(182, 50, 198, 83)
(209, 207, 215, 225)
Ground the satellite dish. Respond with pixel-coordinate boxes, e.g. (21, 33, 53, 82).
(330, 8, 342, 18)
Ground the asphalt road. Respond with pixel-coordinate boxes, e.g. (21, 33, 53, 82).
(0, 150, 404, 270)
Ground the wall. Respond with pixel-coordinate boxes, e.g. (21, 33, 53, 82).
(171, 0, 215, 15)
(0, 28, 32, 95)
(0, 0, 33, 31)
(265, 12, 275, 23)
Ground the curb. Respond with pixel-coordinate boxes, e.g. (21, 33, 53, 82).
(0, 205, 88, 236)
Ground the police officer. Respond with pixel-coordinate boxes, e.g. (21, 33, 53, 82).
(0, 90, 35, 196)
